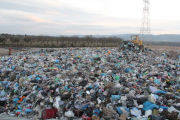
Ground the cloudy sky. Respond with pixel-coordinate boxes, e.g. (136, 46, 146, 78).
(0, 0, 179, 35)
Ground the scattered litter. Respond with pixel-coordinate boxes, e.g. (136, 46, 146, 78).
(0, 42, 180, 119)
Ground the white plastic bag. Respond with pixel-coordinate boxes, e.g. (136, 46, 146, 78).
(148, 94, 156, 103)
(149, 86, 158, 93)
(145, 110, 152, 117)
(130, 108, 141, 117)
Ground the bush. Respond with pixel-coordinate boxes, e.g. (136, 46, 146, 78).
(60, 44, 66, 48)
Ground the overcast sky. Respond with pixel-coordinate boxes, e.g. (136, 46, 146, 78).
(0, 0, 179, 36)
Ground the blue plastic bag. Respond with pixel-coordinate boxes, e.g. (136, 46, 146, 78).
(117, 107, 129, 114)
(88, 85, 93, 88)
(159, 106, 168, 110)
(13, 98, 19, 103)
(25, 109, 33, 113)
(154, 79, 161, 84)
(55, 59, 59, 64)
(143, 101, 158, 110)
(64, 85, 71, 91)
(111, 95, 120, 101)
(81, 104, 89, 110)
(35, 77, 41, 80)
(2, 81, 8, 86)
(124, 68, 133, 73)
(101, 73, 107, 76)
(18, 105, 22, 110)
(16, 110, 22, 113)
(117, 107, 124, 114)
(155, 90, 166, 94)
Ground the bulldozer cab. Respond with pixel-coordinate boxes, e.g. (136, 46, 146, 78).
(131, 35, 143, 46)
(131, 35, 139, 41)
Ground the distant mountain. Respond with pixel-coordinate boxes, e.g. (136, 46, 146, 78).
(151, 34, 180, 42)
(71, 34, 180, 42)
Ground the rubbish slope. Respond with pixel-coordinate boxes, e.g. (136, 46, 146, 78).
(0, 44, 180, 120)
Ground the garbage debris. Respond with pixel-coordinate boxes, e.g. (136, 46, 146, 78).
(0, 42, 180, 120)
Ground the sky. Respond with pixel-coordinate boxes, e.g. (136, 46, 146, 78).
(0, 0, 180, 36)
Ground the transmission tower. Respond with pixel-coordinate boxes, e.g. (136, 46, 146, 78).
(140, 0, 151, 45)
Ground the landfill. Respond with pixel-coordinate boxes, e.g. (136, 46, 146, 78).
(0, 43, 180, 120)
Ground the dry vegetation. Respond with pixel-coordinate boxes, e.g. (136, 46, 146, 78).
(0, 34, 123, 48)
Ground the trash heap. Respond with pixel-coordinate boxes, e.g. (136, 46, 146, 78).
(0, 44, 180, 120)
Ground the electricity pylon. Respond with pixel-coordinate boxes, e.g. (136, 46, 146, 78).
(140, 0, 151, 45)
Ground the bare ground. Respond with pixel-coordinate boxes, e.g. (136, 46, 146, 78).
(0, 46, 179, 57)
(146, 45, 180, 54)
(145, 45, 180, 58)
(0, 48, 40, 56)
(0, 114, 30, 120)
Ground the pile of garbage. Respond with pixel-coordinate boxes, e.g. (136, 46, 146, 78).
(0, 43, 180, 120)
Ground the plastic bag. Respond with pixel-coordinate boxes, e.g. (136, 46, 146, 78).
(111, 95, 120, 101)
(168, 106, 177, 113)
(124, 68, 133, 73)
(148, 94, 156, 103)
(143, 101, 158, 110)
(145, 110, 152, 117)
(154, 79, 161, 84)
(130, 108, 141, 117)
(149, 86, 158, 93)
(128, 90, 136, 98)
(155, 90, 166, 94)
(133, 100, 139, 108)
(120, 107, 130, 117)
(121, 96, 127, 102)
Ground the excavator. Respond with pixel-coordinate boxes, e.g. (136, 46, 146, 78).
(131, 35, 144, 51)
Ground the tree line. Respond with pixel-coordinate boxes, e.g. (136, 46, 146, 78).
(0, 34, 123, 48)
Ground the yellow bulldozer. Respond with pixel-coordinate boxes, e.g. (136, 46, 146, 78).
(131, 35, 144, 51)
